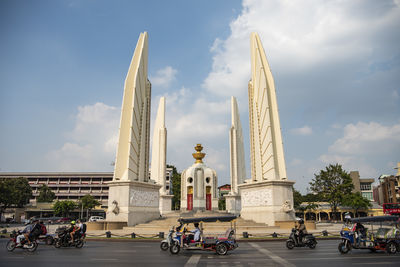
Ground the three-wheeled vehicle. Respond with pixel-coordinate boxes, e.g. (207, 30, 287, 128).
(168, 215, 238, 255)
(338, 215, 400, 254)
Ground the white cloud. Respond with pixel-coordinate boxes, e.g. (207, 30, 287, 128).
(202, 0, 400, 99)
(150, 66, 177, 88)
(290, 126, 313, 136)
(46, 102, 120, 171)
(319, 121, 400, 178)
(328, 121, 400, 155)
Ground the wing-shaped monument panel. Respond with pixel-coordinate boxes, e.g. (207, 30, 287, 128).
(114, 32, 151, 182)
(249, 32, 287, 181)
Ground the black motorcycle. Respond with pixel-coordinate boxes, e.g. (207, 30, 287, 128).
(286, 228, 317, 249)
(54, 227, 84, 248)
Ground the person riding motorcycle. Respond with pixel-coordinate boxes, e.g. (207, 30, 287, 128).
(68, 221, 77, 243)
(295, 219, 307, 244)
(73, 219, 83, 240)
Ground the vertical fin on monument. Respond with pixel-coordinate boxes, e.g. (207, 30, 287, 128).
(248, 32, 287, 181)
(229, 96, 246, 194)
(151, 97, 167, 191)
(113, 32, 151, 182)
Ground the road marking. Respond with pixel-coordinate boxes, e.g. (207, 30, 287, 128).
(352, 263, 395, 265)
(90, 258, 118, 261)
(249, 242, 296, 267)
(185, 255, 201, 266)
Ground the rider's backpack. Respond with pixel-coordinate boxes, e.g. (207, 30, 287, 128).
(82, 223, 87, 233)
(40, 224, 47, 235)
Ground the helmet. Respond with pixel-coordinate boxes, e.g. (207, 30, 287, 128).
(70, 221, 76, 225)
(299, 219, 304, 224)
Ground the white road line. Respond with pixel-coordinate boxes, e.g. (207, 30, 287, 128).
(185, 255, 201, 266)
(352, 263, 395, 265)
(249, 242, 296, 267)
(90, 258, 118, 261)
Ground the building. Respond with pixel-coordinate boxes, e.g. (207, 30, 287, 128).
(373, 162, 400, 205)
(0, 168, 173, 221)
(350, 171, 374, 201)
(218, 184, 231, 198)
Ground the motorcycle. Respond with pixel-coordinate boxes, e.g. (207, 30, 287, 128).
(286, 228, 317, 249)
(160, 227, 175, 251)
(6, 230, 38, 252)
(54, 227, 85, 248)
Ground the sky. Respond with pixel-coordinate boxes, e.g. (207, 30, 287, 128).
(0, 0, 399, 194)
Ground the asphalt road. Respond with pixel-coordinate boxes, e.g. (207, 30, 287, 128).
(0, 239, 399, 267)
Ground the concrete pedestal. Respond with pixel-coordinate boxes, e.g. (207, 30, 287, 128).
(106, 180, 161, 226)
(238, 180, 295, 226)
(225, 194, 241, 215)
(159, 194, 173, 215)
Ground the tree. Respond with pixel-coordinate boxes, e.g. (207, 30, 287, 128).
(309, 164, 354, 221)
(53, 200, 76, 217)
(168, 164, 181, 210)
(37, 184, 56, 202)
(78, 194, 101, 219)
(0, 177, 32, 218)
(292, 188, 303, 209)
(343, 192, 372, 217)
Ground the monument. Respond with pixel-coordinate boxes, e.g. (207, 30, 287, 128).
(180, 144, 218, 211)
(106, 32, 161, 226)
(150, 97, 173, 214)
(237, 33, 295, 226)
(225, 96, 246, 215)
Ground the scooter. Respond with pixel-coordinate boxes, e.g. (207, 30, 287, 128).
(6, 230, 38, 252)
(286, 228, 317, 249)
(160, 227, 175, 251)
(54, 228, 85, 248)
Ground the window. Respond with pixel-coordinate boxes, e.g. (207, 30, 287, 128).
(360, 183, 371, 191)
(361, 192, 373, 201)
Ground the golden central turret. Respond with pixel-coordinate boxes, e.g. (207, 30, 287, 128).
(192, 144, 205, 163)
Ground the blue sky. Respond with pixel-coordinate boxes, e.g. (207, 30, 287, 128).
(1, 0, 399, 193)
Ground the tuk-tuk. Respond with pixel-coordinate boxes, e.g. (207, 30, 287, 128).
(338, 215, 400, 254)
(168, 215, 238, 255)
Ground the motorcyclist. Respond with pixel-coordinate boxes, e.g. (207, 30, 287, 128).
(26, 219, 41, 245)
(74, 219, 83, 240)
(68, 221, 76, 243)
(295, 219, 307, 244)
(16, 223, 33, 247)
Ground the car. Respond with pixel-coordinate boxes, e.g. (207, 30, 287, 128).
(55, 217, 71, 224)
(89, 216, 104, 222)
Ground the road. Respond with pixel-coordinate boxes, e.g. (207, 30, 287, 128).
(0, 239, 399, 266)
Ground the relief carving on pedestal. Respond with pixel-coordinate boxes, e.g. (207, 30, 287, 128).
(130, 188, 158, 207)
(282, 200, 293, 213)
(112, 200, 120, 215)
(241, 188, 272, 207)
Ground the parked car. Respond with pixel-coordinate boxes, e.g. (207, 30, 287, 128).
(55, 217, 71, 224)
(89, 216, 104, 222)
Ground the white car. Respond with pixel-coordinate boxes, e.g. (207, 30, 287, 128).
(89, 216, 104, 222)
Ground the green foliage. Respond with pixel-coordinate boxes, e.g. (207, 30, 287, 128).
(78, 194, 100, 210)
(0, 177, 32, 214)
(292, 188, 303, 209)
(168, 164, 181, 210)
(218, 197, 226, 210)
(37, 184, 56, 202)
(309, 163, 354, 220)
(343, 192, 372, 217)
(53, 200, 77, 217)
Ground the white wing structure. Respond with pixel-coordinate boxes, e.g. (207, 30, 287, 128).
(113, 32, 151, 182)
(229, 96, 246, 194)
(107, 32, 161, 227)
(151, 97, 167, 190)
(248, 32, 287, 182)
